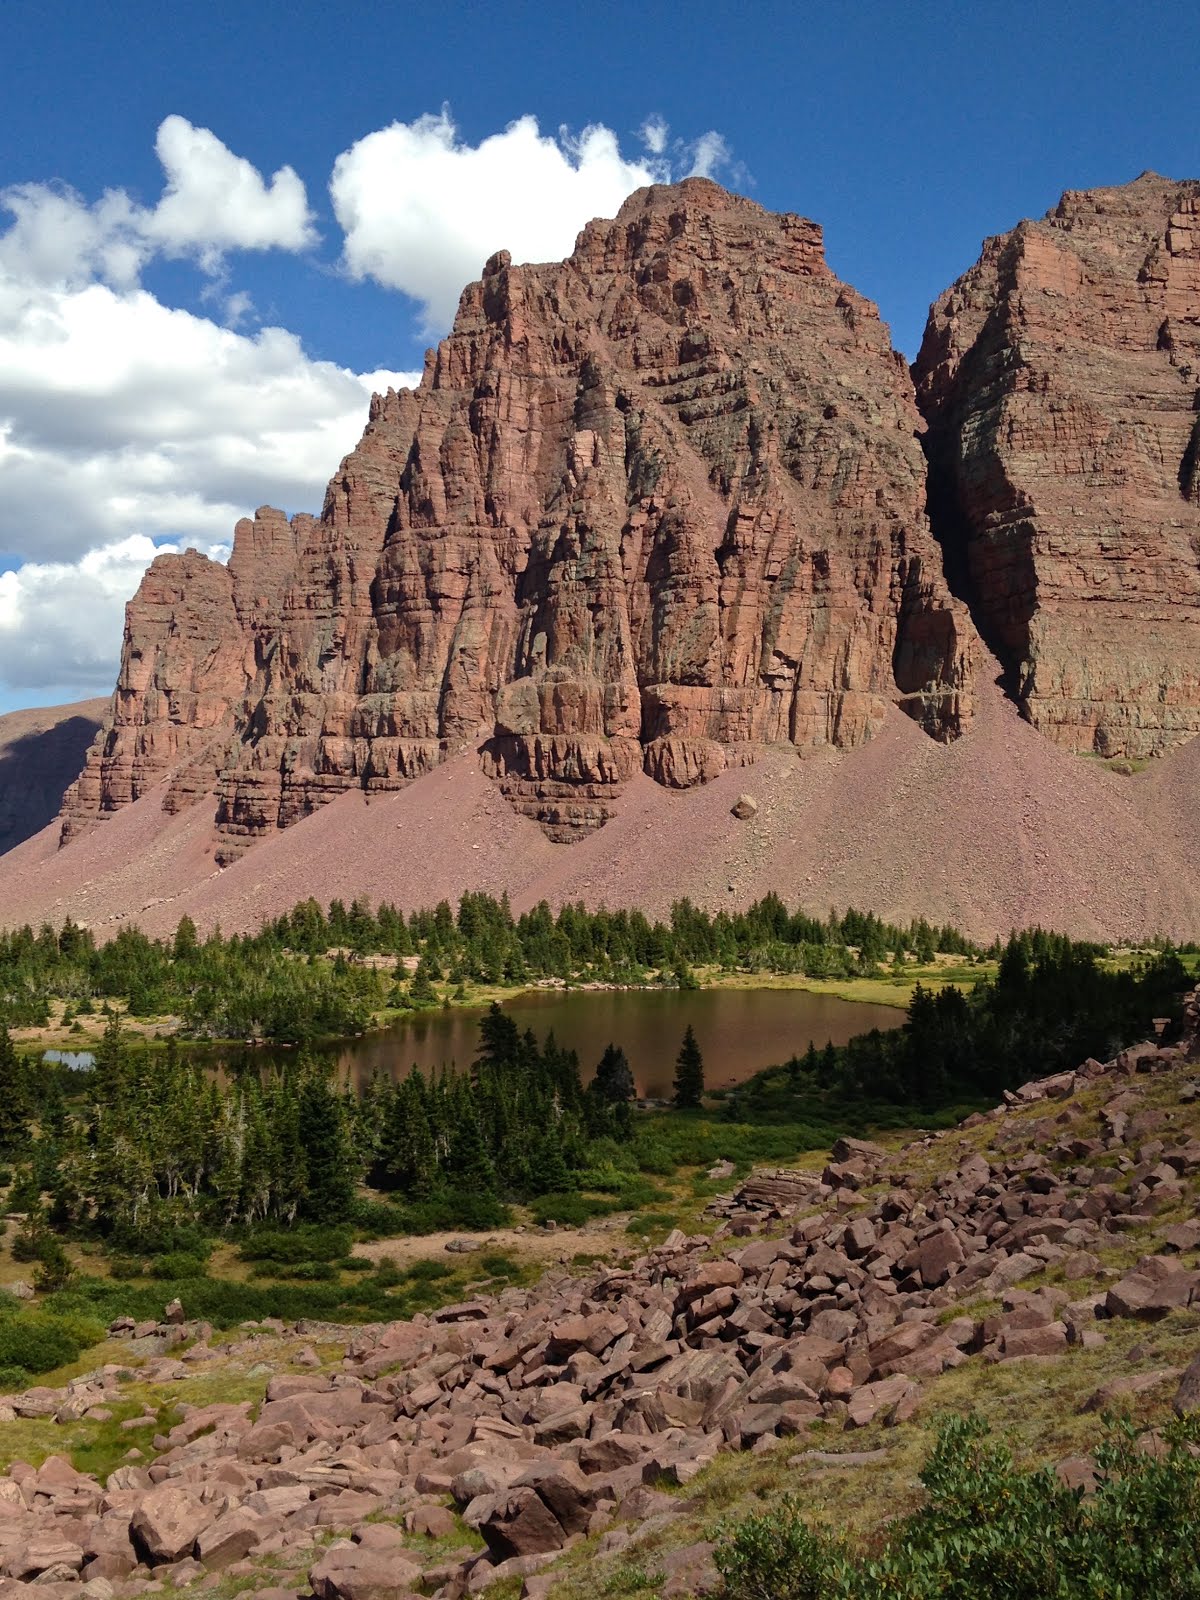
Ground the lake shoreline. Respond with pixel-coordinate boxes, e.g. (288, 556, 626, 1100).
(17, 961, 979, 1057)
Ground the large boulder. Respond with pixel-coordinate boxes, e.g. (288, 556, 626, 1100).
(129, 1485, 214, 1566)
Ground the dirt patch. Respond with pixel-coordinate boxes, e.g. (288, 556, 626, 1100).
(351, 1213, 634, 1272)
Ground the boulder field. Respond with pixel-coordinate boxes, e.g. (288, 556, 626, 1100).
(1, 990, 1199, 1599)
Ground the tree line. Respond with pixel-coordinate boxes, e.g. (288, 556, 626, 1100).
(732, 929, 1191, 1121)
(0, 1004, 708, 1257)
(0, 891, 982, 1042)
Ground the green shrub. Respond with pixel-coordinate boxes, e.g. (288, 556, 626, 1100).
(0, 1365, 28, 1391)
(10, 1221, 46, 1264)
(0, 1314, 82, 1373)
(340, 1256, 373, 1273)
(405, 1257, 455, 1282)
(625, 1211, 677, 1236)
(32, 1239, 74, 1292)
(479, 1252, 521, 1279)
(347, 1199, 407, 1237)
(238, 1225, 353, 1264)
(529, 1192, 617, 1227)
(108, 1219, 213, 1260)
(713, 1413, 1200, 1600)
(392, 1190, 513, 1235)
(280, 1261, 338, 1281)
(149, 1252, 208, 1281)
(107, 1255, 144, 1280)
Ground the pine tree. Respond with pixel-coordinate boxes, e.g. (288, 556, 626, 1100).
(672, 1024, 705, 1109)
(296, 1069, 357, 1222)
(475, 1002, 521, 1072)
(409, 953, 438, 1007)
(591, 1044, 635, 1105)
(92, 1012, 128, 1109)
(528, 1126, 572, 1194)
(0, 1026, 32, 1156)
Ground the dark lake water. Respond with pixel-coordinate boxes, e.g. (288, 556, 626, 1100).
(304, 987, 900, 1099)
(44, 987, 902, 1100)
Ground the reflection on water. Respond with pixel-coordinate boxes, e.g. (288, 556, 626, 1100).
(41, 989, 903, 1101)
(42, 1049, 95, 1071)
(241, 987, 901, 1100)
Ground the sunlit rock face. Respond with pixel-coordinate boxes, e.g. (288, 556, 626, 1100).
(915, 172, 1200, 760)
(61, 178, 974, 850)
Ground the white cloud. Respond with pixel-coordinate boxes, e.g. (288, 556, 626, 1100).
(0, 268, 417, 696)
(0, 535, 228, 693)
(0, 116, 315, 290)
(330, 109, 670, 329)
(640, 116, 669, 157)
(0, 107, 735, 703)
(0, 275, 418, 565)
(145, 115, 316, 264)
(687, 131, 733, 180)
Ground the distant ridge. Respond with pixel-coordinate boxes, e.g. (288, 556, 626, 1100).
(0, 699, 106, 859)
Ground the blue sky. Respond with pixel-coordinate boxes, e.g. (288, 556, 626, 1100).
(0, 0, 1197, 712)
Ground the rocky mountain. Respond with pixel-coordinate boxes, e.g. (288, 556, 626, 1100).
(0, 700, 106, 856)
(58, 178, 973, 852)
(6, 171, 1200, 942)
(915, 172, 1200, 759)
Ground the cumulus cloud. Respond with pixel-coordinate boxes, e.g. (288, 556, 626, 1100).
(330, 109, 670, 329)
(0, 107, 735, 703)
(0, 116, 315, 290)
(0, 268, 416, 696)
(144, 115, 315, 264)
(0, 275, 418, 564)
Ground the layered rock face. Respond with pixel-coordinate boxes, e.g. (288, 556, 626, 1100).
(62, 179, 974, 849)
(915, 172, 1200, 759)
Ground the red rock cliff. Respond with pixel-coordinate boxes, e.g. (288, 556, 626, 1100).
(914, 172, 1200, 759)
(61, 179, 975, 850)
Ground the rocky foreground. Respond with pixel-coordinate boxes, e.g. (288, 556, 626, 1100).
(2, 998, 1200, 1600)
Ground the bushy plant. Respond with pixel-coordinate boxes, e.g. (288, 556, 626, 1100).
(106, 1255, 144, 1280)
(0, 1313, 82, 1373)
(32, 1238, 75, 1292)
(238, 1224, 353, 1264)
(149, 1252, 208, 1280)
(405, 1257, 455, 1282)
(392, 1190, 513, 1234)
(714, 1413, 1200, 1600)
(108, 1218, 213, 1261)
(10, 1220, 46, 1263)
(715, 1492, 843, 1599)
(529, 1191, 617, 1227)
(625, 1211, 678, 1236)
(480, 1252, 521, 1280)
(372, 1257, 403, 1288)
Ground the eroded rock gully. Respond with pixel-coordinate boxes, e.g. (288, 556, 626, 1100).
(2, 993, 1200, 1599)
(59, 178, 973, 852)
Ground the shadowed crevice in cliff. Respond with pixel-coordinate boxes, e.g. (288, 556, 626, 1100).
(0, 709, 105, 859)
